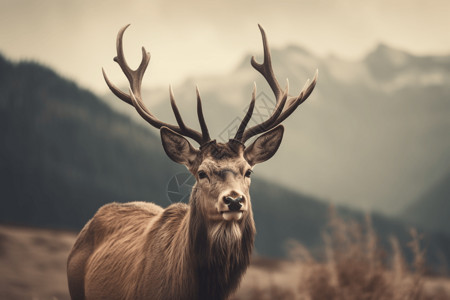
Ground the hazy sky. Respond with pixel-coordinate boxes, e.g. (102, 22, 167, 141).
(1, 0, 449, 95)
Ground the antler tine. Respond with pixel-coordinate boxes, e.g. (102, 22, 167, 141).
(102, 25, 151, 106)
(196, 86, 211, 143)
(236, 25, 318, 144)
(115, 25, 151, 100)
(104, 24, 152, 105)
(129, 88, 205, 143)
(234, 83, 257, 141)
(102, 68, 132, 105)
(104, 25, 208, 145)
(169, 85, 187, 130)
(271, 69, 318, 127)
(250, 24, 283, 102)
(241, 82, 289, 142)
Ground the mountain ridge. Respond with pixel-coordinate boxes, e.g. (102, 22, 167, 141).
(2, 51, 448, 265)
(0, 53, 336, 257)
(400, 170, 450, 234)
(101, 41, 450, 215)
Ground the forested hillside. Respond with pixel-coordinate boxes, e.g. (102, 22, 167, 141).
(0, 54, 182, 229)
(1, 54, 449, 265)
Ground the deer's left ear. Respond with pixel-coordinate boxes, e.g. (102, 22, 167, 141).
(160, 127, 199, 168)
(244, 125, 284, 166)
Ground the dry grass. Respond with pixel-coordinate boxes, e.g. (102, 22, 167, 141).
(0, 225, 75, 300)
(232, 209, 450, 300)
(0, 212, 449, 300)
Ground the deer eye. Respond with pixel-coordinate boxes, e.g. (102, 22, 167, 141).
(245, 170, 253, 178)
(198, 171, 208, 179)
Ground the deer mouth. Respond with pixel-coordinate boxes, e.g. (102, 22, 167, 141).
(220, 211, 243, 221)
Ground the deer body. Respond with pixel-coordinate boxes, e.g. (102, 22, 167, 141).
(67, 24, 317, 300)
(69, 199, 254, 300)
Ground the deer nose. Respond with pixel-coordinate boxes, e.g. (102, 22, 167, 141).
(223, 196, 243, 212)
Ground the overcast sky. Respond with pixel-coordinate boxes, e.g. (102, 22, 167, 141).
(1, 0, 449, 95)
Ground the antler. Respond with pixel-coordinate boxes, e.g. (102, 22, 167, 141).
(234, 25, 318, 143)
(102, 24, 210, 145)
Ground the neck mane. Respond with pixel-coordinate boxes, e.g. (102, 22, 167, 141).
(188, 185, 256, 300)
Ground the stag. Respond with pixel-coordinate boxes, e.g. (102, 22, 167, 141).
(67, 24, 317, 300)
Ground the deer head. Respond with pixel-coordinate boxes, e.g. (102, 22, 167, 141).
(102, 24, 317, 224)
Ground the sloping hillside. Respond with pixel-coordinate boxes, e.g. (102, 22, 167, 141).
(0, 54, 183, 229)
(104, 43, 450, 216)
(0, 54, 330, 256)
(401, 170, 450, 234)
(1, 54, 449, 265)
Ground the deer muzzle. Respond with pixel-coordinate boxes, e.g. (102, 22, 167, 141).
(220, 195, 245, 221)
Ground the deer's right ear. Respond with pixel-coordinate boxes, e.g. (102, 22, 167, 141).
(244, 125, 284, 166)
(160, 127, 199, 167)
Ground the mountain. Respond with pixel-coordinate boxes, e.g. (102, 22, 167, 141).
(1, 54, 449, 268)
(400, 170, 450, 234)
(0, 54, 183, 229)
(103, 43, 450, 216)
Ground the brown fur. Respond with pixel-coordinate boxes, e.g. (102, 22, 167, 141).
(75, 23, 317, 300)
(67, 141, 262, 300)
(67, 197, 255, 300)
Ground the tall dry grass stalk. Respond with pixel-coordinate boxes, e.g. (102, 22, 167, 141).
(294, 208, 447, 300)
(232, 207, 449, 300)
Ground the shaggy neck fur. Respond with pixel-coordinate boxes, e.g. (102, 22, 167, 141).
(188, 184, 256, 300)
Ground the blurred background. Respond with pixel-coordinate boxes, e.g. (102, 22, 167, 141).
(1, 0, 449, 299)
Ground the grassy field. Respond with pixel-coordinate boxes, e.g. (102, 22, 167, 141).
(1, 215, 449, 300)
(0, 225, 73, 300)
(233, 212, 450, 300)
